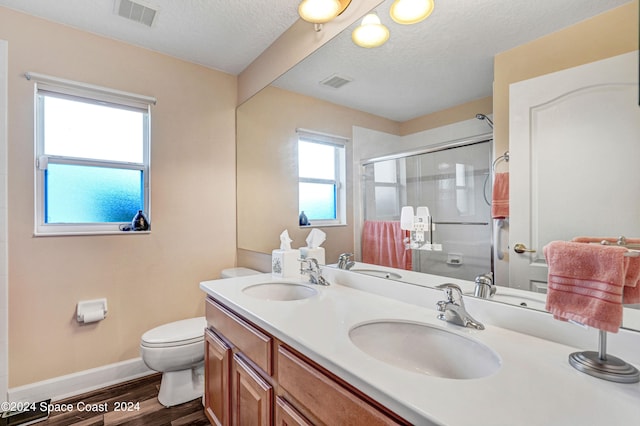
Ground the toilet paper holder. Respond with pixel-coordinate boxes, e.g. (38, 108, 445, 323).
(76, 298, 108, 324)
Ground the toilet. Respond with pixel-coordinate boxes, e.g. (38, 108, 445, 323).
(140, 268, 260, 407)
(140, 316, 207, 407)
(221, 267, 261, 278)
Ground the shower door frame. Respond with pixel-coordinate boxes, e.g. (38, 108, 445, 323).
(357, 133, 494, 278)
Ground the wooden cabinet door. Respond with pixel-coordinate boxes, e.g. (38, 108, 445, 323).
(275, 396, 313, 426)
(232, 353, 273, 426)
(205, 328, 232, 426)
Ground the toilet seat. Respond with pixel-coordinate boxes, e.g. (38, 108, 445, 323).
(141, 317, 206, 348)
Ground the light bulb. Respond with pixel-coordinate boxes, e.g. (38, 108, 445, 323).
(351, 13, 390, 48)
(298, 0, 341, 24)
(390, 0, 434, 25)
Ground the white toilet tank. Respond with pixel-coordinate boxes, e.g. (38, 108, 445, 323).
(221, 267, 260, 278)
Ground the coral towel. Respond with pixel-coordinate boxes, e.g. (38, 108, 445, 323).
(491, 172, 509, 219)
(544, 241, 628, 333)
(572, 237, 640, 304)
(361, 221, 411, 270)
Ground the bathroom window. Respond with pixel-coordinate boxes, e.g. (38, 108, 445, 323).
(297, 130, 347, 226)
(32, 73, 154, 235)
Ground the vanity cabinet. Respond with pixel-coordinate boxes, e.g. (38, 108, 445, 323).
(204, 328, 231, 426)
(204, 296, 409, 426)
(204, 298, 274, 426)
(231, 354, 273, 426)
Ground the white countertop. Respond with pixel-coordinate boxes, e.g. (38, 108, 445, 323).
(200, 271, 640, 426)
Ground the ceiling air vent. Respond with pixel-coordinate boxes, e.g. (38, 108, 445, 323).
(320, 74, 352, 89)
(116, 0, 157, 27)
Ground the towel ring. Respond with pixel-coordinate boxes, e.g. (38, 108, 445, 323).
(491, 151, 509, 172)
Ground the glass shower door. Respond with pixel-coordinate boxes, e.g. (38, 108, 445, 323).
(362, 140, 492, 281)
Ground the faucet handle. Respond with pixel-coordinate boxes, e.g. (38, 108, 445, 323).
(436, 283, 465, 305)
(436, 282, 462, 295)
(475, 274, 492, 286)
(300, 257, 319, 270)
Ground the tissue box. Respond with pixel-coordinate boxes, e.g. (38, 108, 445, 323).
(299, 247, 325, 265)
(272, 249, 301, 278)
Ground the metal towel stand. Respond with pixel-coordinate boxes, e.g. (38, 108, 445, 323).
(569, 329, 639, 383)
(569, 237, 640, 383)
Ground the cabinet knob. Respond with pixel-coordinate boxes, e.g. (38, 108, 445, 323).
(514, 243, 536, 254)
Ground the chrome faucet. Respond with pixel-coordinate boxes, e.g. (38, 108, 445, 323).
(473, 272, 496, 299)
(337, 252, 355, 270)
(435, 283, 484, 330)
(300, 258, 330, 286)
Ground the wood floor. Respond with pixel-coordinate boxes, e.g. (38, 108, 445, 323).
(37, 373, 210, 426)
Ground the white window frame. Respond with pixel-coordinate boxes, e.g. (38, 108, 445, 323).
(297, 129, 348, 227)
(28, 72, 155, 236)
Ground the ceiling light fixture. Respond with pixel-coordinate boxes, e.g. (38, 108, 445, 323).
(351, 12, 390, 48)
(298, 0, 352, 24)
(298, 0, 340, 23)
(389, 0, 435, 25)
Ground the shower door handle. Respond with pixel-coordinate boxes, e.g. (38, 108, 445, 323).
(494, 219, 504, 260)
(514, 243, 536, 254)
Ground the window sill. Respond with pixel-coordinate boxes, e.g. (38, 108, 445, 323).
(299, 223, 347, 229)
(34, 230, 151, 237)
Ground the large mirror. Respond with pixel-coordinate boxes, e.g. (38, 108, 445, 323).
(237, 0, 639, 330)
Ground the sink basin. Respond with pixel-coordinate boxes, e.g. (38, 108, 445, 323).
(350, 269, 402, 279)
(242, 282, 318, 301)
(349, 320, 500, 379)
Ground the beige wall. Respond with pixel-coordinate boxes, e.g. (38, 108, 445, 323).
(400, 96, 493, 136)
(493, 1, 638, 156)
(1, 7, 237, 386)
(236, 85, 398, 266)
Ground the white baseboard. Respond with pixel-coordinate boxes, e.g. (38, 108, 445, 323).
(7, 358, 154, 403)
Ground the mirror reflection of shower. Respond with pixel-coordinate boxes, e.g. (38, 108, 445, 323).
(476, 113, 494, 129)
(361, 140, 492, 281)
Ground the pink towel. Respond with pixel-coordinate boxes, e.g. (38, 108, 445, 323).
(622, 261, 640, 304)
(491, 172, 509, 219)
(544, 241, 627, 333)
(572, 237, 640, 304)
(361, 221, 411, 270)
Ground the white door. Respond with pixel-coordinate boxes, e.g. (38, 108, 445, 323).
(509, 51, 640, 292)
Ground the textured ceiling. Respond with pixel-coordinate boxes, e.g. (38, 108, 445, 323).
(0, 0, 302, 74)
(0, 0, 632, 121)
(273, 0, 632, 121)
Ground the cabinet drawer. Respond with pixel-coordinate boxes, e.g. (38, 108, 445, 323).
(277, 345, 403, 426)
(206, 297, 273, 374)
